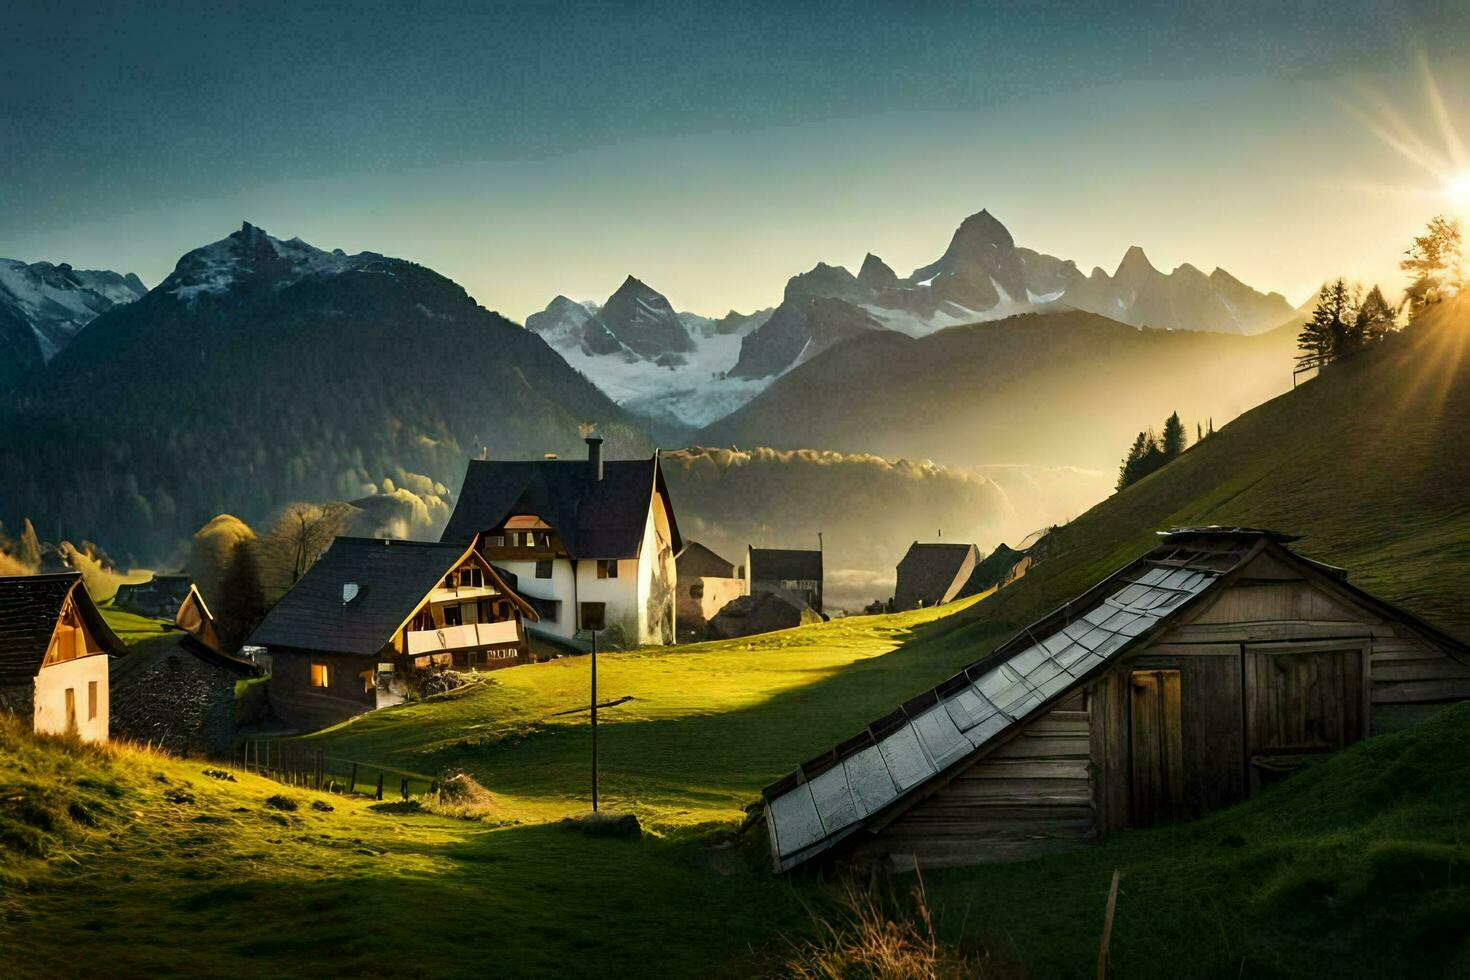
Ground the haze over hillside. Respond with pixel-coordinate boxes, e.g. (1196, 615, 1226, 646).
(944, 295, 1470, 650)
(702, 308, 1301, 472)
(524, 208, 1295, 429)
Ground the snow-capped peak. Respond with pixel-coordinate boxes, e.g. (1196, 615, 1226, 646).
(160, 222, 383, 301)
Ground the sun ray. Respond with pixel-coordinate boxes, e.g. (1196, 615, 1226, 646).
(1418, 49, 1468, 171)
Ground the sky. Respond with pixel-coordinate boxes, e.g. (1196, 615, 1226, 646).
(4, 0, 1470, 321)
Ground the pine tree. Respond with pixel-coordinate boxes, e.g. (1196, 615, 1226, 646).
(216, 540, 268, 652)
(1355, 285, 1397, 344)
(1297, 278, 1356, 367)
(1161, 411, 1187, 458)
(1117, 431, 1150, 491)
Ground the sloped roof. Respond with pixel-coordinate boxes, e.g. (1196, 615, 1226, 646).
(111, 631, 257, 684)
(0, 573, 126, 681)
(249, 538, 533, 657)
(894, 543, 978, 609)
(440, 454, 681, 559)
(749, 548, 822, 582)
(676, 541, 737, 579)
(763, 529, 1273, 872)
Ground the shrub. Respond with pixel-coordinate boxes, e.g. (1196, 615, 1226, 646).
(782, 873, 984, 979)
(263, 794, 298, 812)
(421, 769, 497, 821)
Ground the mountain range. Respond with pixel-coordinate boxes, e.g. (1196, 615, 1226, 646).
(523, 208, 1295, 429)
(0, 259, 147, 386)
(0, 223, 645, 560)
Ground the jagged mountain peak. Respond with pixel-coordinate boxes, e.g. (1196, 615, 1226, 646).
(858, 253, 899, 291)
(950, 208, 1015, 250)
(1115, 245, 1154, 278)
(159, 222, 389, 302)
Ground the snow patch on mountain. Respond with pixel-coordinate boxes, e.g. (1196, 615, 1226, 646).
(0, 258, 147, 362)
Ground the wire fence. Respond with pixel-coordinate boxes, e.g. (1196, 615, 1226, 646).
(238, 738, 438, 801)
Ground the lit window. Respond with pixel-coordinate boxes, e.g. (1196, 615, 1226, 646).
(88, 681, 98, 720)
(310, 662, 331, 688)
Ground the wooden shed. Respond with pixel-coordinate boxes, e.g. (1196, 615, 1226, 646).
(763, 527, 1470, 872)
(893, 542, 979, 610)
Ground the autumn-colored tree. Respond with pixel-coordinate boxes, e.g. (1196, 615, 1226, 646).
(1401, 215, 1463, 318)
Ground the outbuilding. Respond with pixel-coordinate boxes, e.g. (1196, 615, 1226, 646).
(110, 632, 258, 753)
(893, 542, 979, 610)
(763, 527, 1470, 872)
(0, 573, 125, 743)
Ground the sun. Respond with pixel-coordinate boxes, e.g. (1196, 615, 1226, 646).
(1447, 170, 1470, 206)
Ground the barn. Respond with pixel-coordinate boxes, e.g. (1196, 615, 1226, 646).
(763, 527, 1470, 872)
(893, 542, 979, 610)
(0, 573, 126, 743)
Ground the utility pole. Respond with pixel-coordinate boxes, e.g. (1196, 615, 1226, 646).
(590, 625, 598, 812)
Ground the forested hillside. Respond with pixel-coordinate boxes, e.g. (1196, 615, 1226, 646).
(0, 225, 648, 564)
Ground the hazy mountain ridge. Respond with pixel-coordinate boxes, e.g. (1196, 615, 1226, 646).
(0, 258, 147, 385)
(701, 308, 1301, 473)
(524, 208, 1294, 427)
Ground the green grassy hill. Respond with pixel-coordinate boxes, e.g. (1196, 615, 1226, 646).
(6, 303, 1470, 977)
(941, 296, 1470, 650)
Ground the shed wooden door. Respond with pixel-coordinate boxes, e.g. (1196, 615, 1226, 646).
(1244, 646, 1365, 792)
(1129, 669, 1183, 827)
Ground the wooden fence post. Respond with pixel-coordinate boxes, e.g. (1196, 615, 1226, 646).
(349, 763, 358, 795)
(375, 773, 384, 801)
(315, 750, 324, 790)
(400, 777, 408, 801)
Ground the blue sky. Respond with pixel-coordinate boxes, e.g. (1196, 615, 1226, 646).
(3, 1, 1468, 319)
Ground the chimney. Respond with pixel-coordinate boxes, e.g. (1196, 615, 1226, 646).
(585, 433, 604, 481)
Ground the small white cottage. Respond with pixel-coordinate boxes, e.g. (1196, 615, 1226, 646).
(0, 573, 125, 743)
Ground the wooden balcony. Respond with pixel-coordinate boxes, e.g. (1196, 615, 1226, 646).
(406, 619, 522, 656)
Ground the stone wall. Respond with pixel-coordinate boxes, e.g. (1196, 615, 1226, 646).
(0, 681, 35, 723)
(110, 651, 240, 755)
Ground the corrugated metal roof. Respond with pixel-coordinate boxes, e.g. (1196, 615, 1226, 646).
(764, 536, 1250, 872)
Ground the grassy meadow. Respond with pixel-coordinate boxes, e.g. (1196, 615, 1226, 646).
(305, 599, 1000, 829)
(4, 305, 1470, 976)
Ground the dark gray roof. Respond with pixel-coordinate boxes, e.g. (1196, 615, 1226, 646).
(749, 548, 822, 582)
(249, 538, 477, 657)
(0, 573, 125, 681)
(894, 543, 978, 609)
(676, 541, 737, 579)
(111, 631, 257, 684)
(440, 454, 682, 559)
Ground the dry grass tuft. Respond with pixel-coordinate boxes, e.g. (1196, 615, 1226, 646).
(421, 769, 499, 821)
(783, 869, 985, 979)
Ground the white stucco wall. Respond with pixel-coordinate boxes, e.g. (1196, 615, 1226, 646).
(495, 499, 677, 648)
(498, 558, 579, 642)
(33, 654, 109, 743)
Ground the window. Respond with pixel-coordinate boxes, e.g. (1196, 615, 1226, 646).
(88, 681, 98, 721)
(580, 602, 607, 631)
(690, 582, 704, 600)
(65, 688, 77, 732)
(310, 662, 331, 688)
(530, 596, 560, 622)
(535, 559, 553, 579)
(442, 604, 463, 627)
(597, 559, 619, 579)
